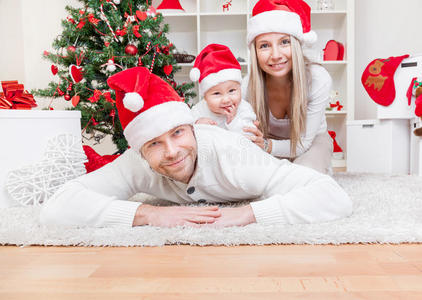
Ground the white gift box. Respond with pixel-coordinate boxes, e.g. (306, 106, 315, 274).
(0, 110, 82, 208)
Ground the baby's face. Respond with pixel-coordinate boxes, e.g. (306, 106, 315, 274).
(204, 80, 241, 116)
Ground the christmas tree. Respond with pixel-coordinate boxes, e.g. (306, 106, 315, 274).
(34, 0, 195, 153)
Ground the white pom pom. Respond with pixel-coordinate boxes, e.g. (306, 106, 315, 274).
(123, 92, 144, 112)
(303, 30, 318, 46)
(189, 68, 200, 82)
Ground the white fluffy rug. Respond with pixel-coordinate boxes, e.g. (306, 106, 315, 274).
(1, 173, 422, 247)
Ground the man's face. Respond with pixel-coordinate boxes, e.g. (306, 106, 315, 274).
(141, 125, 197, 184)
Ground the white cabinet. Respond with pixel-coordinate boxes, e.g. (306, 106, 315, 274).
(155, 0, 354, 168)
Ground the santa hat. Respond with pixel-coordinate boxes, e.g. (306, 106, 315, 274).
(107, 67, 194, 151)
(189, 44, 242, 97)
(247, 0, 317, 46)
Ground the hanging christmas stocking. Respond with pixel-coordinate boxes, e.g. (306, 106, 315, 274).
(328, 131, 343, 159)
(361, 54, 409, 106)
(157, 0, 185, 11)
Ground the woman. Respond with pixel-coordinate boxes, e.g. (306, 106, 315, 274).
(243, 0, 334, 174)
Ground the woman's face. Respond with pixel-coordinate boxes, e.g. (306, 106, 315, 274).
(255, 33, 293, 78)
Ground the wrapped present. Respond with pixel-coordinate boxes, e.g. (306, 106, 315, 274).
(0, 80, 37, 110)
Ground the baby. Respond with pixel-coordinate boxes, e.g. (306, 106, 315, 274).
(189, 44, 257, 134)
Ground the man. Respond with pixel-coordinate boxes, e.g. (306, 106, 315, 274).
(40, 67, 352, 228)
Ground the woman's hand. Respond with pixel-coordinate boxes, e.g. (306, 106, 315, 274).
(243, 120, 272, 153)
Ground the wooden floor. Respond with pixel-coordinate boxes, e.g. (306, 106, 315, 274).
(1, 244, 422, 299)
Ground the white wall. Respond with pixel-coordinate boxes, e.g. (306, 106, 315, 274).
(355, 0, 422, 120)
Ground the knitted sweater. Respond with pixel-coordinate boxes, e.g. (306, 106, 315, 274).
(40, 124, 352, 228)
(242, 64, 332, 158)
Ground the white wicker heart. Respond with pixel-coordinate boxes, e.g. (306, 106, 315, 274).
(5, 134, 87, 206)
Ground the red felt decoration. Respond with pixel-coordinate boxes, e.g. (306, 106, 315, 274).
(69, 64, 84, 83)
(133, 25, 142, 38)
(125, 44, 138, 55)
(361, 54, 409, 106)
(328, 131, 343, 153)
(82, 145, 120, 173)
(71, 95, 80, 107)
(163, 65, 173, 75)
(51, 65, 58, 75)
(323, 40, 344, 61)
(136, 10, 147, 21)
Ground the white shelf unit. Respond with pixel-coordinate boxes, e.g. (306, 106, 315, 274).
(155, 0, 354, 168)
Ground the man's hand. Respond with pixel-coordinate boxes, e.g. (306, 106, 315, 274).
(195, 118, 217, 125)
(133, 204, 221, 227)
(206, 205, 256, 228)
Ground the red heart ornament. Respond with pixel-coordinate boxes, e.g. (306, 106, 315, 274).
(71, 95, 80, 107)
(136, 10, 147, 21)
(163, 65, 173, 76)
(69, 65, 84, 83)
(51, 65, 58, 75)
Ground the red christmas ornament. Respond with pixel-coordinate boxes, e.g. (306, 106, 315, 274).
(64, 94, 71, 101)
(51, 65, 58, 75)
(69, 64, 84, 83)
(125, 44, 138, 56)
(57, 88, 65, 96)
(104, 41, 110, 47)
(137, 57, 143, 67)
(67, 45, 76, 53)
(163, 65, 173, 75)
(67, 83, 73, 91)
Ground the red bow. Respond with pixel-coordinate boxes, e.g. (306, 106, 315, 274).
(0, 81, 37, 110)
(330, 101, 343, 111)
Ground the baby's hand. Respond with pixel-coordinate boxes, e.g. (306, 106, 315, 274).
(195, 118, 217, 125)
(223, 105, 236, 124)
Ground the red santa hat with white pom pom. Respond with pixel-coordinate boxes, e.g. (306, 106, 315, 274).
(107, 67, 194, 151)
(189, 44, 242, 97)
(247, 0, 317, 46)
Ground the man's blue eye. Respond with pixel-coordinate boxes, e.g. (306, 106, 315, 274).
(259, 43, 269, 49)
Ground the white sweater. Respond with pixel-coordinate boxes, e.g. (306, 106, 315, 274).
(191, 99, 257, 134)
(40, 124, 352, 228)
(242, 64, 332, 158)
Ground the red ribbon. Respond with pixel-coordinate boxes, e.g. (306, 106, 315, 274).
(0, 81, 37, 110)
(330, 101, 343, 111)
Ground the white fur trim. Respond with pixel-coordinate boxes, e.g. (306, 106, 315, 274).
(199, 68, 242, 96)
(190, 67, 201, 82)
(247, 10, 303, 45)
(124, 101, 194, 151)
(303, 30, 317, 46)
(123, 92, 144, 112)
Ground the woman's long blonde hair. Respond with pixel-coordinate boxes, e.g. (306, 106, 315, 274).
(248, 36, 310, 157)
